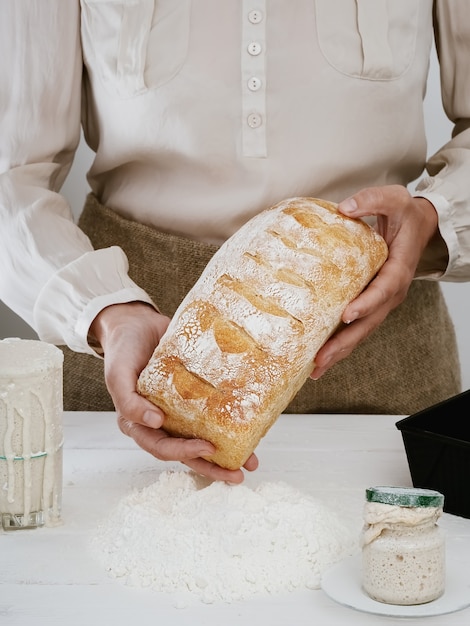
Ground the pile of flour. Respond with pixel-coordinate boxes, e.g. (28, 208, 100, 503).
(90, 470, 357, 604)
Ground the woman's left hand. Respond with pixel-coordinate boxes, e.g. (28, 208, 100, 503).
(311, 184, 441, 380)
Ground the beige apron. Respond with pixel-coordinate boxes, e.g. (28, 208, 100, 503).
(61, 193, 461, 414)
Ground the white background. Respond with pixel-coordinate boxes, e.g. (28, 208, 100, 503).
(1, 46, 470, 392)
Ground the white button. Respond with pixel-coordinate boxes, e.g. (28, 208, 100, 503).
(247, 41, 262, 56)
(247, 77, 262, 91)
(248, 10, 263, 24)
(247, 113, 262, 128)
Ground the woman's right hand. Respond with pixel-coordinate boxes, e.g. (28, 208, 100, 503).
(89, 301, 258, 483)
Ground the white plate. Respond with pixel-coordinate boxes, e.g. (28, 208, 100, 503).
(321, 555, 470, 618)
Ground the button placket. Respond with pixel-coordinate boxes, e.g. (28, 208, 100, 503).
(241, 1, 267, 158)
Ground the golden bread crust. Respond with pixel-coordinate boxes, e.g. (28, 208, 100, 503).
(137, 198, 388, 469)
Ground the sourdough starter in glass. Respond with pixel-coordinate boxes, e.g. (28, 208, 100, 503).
(0, 338, 64, 530)
(361, 486, 445, 605)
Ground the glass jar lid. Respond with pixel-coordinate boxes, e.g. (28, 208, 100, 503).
(366, 486, 444, 508)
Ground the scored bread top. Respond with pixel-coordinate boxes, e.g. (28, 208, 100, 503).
(137, 197, 388, 469)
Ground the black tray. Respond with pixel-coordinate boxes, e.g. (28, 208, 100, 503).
(396, 390, 470, 519)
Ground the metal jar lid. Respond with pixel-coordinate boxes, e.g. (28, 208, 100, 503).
(366, 486, 445, 508)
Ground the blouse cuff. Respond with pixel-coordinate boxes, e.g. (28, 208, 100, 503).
(412, 189, 459, 279)
(33, 246, 156, 355)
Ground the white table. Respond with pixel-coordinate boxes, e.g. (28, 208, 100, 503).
(2, 412, 469, 626)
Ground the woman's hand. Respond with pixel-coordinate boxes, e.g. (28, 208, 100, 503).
(311, 185, 441, 380)
(90, 301, 258, 483)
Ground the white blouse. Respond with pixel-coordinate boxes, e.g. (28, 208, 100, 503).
(1, 0, 470, 354)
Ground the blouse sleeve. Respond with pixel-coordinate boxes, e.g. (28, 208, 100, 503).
(0, 0, 153, 354)
(414, 0, 470, 281)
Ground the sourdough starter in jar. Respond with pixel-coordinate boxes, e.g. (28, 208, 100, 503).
(0, 338, 64, 530)
(361, 486, 445, 605)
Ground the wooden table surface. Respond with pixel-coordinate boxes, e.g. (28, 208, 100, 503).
(1, 411, 469, 626)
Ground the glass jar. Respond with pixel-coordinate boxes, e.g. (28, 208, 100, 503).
(361, 486, 445, 605)
(0, 338, 63, 530)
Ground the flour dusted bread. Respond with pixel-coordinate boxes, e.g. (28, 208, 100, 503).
(137, 198, 388, 469)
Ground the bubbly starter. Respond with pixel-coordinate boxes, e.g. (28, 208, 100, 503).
(361, 500, 445, 605)
(0, 339, 63, 530)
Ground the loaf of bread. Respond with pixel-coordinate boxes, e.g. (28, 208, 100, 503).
(137, 197, 388, 469)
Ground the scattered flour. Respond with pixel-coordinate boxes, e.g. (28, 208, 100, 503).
(90, 470, 357, 605)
